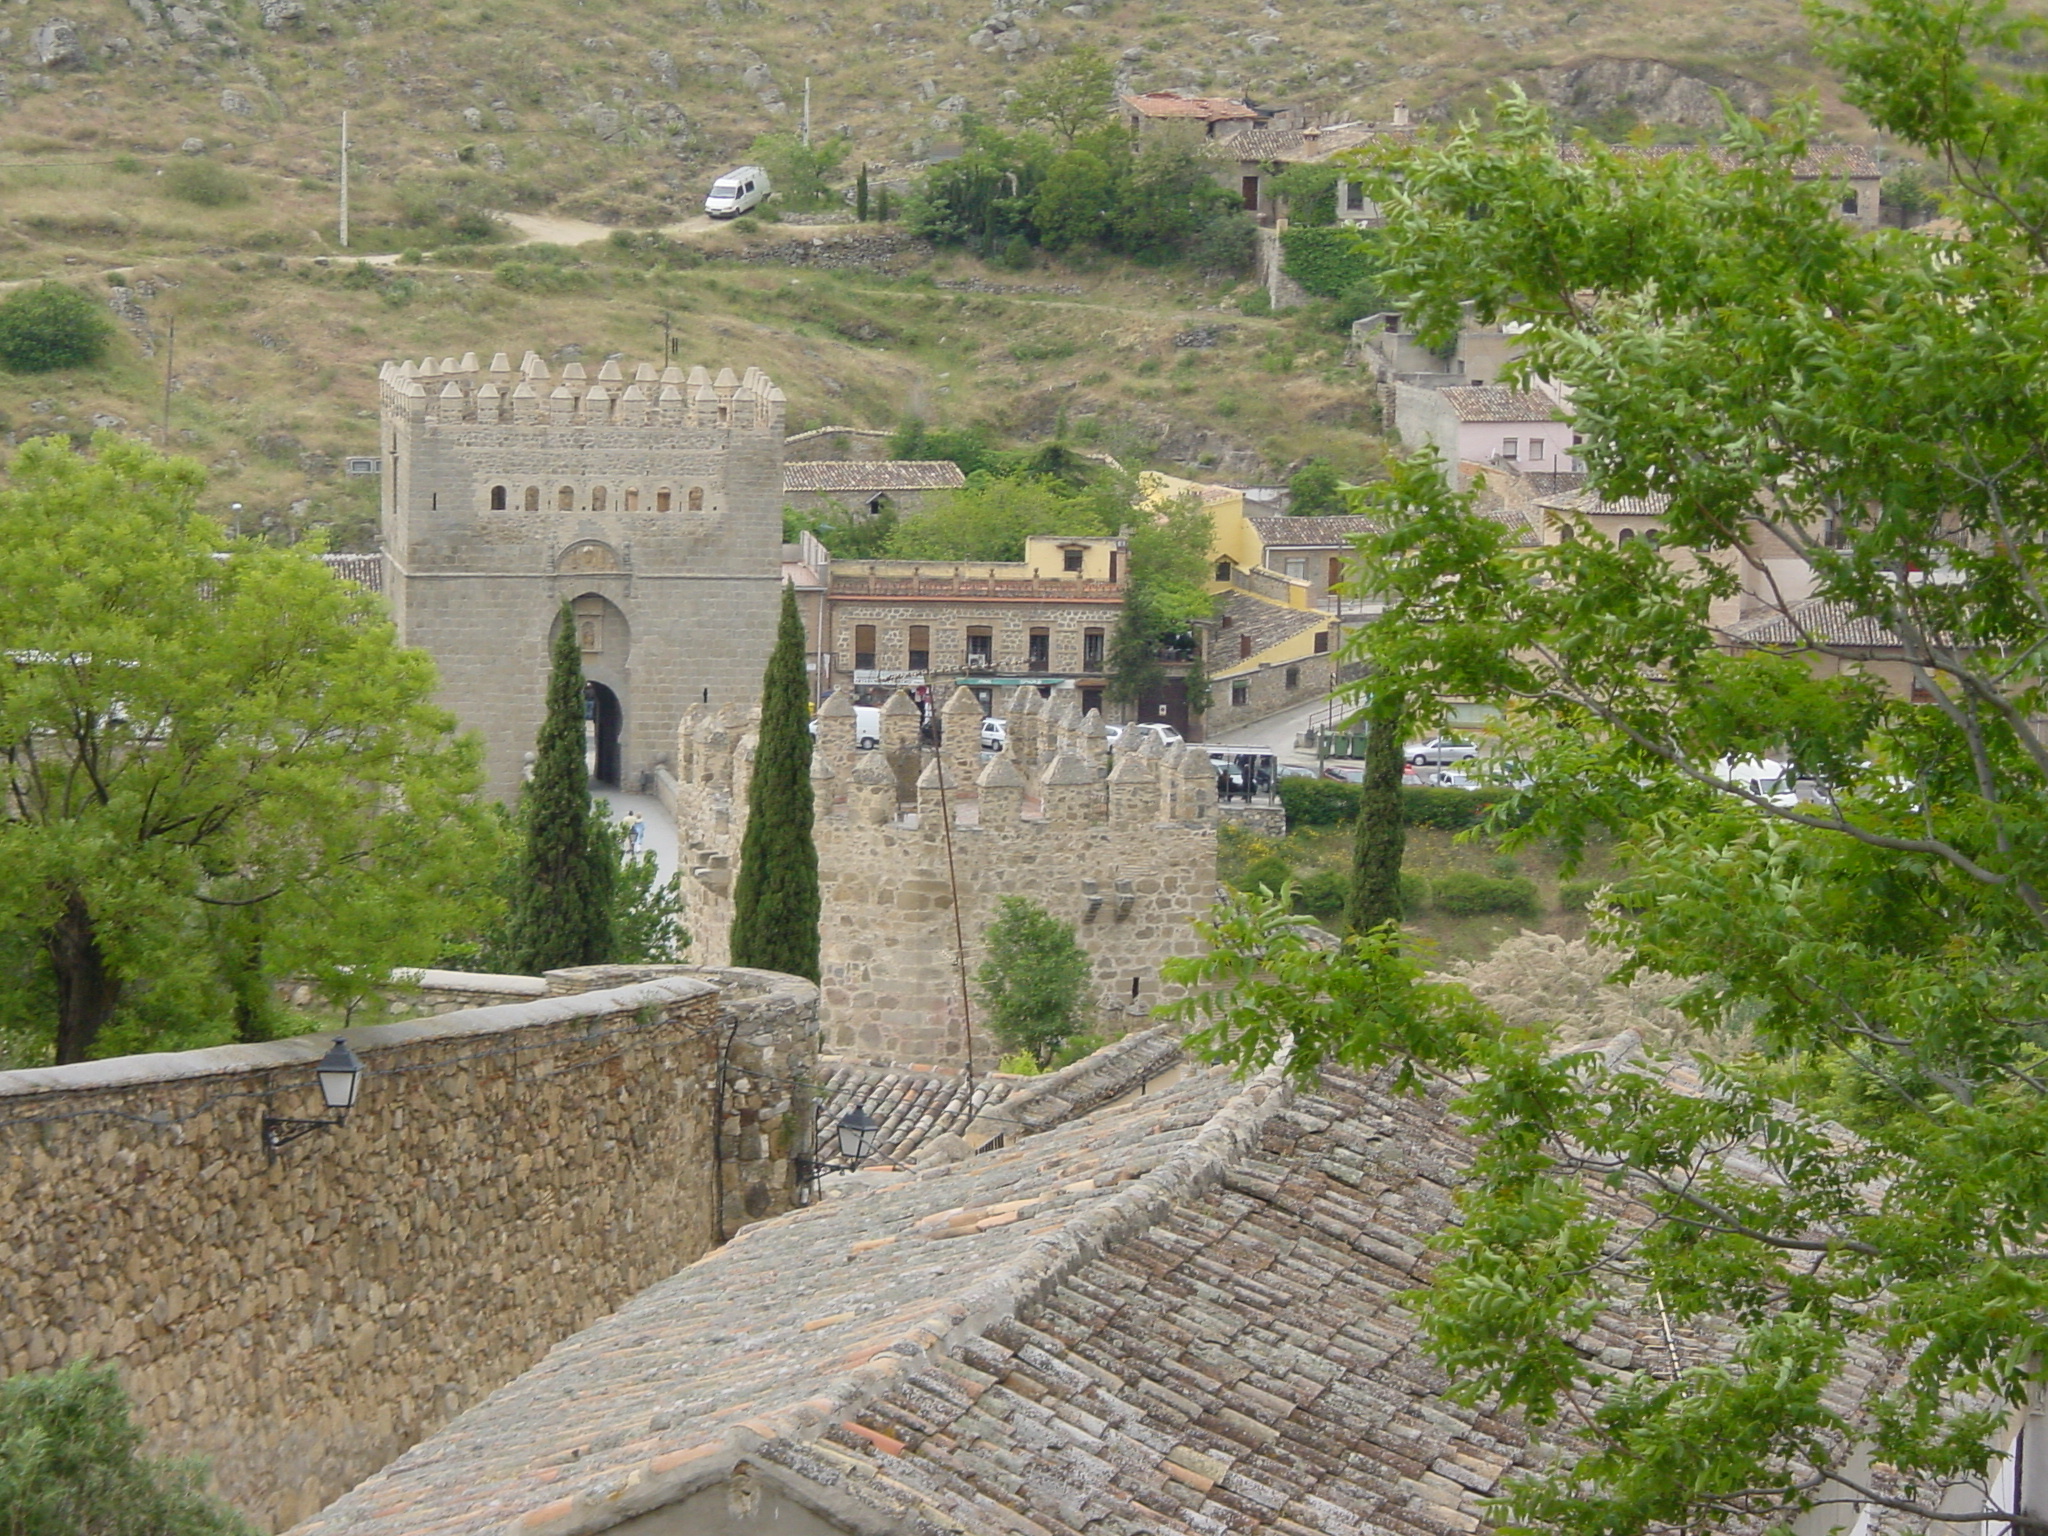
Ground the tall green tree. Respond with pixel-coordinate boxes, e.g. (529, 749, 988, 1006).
(0, 1361, 255, 1536)
(729, 584, 820, 981)
(745, 131, 852, 211)
(499, 609, 613, 973)
(1174, 2, 2048, 1530)
(1004, 50, 1117, 145)
(0, 436, 498, 1064)
(976, 895, 1092, 1066)
(1343, 690, 1405, 932)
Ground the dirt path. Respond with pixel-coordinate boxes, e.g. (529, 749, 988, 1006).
(499, 210, 723, 245)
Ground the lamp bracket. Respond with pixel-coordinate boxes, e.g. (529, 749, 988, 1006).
(263, 1114, 345, 1153)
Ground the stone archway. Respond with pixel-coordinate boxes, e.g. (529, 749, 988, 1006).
(584, 680, 623, 786)
(550, 592, 631, 786)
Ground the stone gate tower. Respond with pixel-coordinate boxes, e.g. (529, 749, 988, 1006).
(378, 348, 786, 798)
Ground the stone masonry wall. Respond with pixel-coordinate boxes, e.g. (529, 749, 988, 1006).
(676, 685, 1217, 1065)
(0, 969, 818, 1532)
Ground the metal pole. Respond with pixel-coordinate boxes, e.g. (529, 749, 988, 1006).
(160, 315, 174, 448)
(339, 112, 349, 249)
(802, 78, 811, 149)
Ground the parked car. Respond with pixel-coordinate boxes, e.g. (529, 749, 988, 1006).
(704, 165, 771, 218)
(1103, 724, 1124, 749)
(1429, 768, 1482, 791)
(1322, 763, 1366, 783)
(1405, 735, 1479, 768)
(808, 706, 881, 749)
(980, 716, 1008, 751)
(1712, 756, 1798, 809)
(1131, 722, 1184, 749)
(1277, 762, 1320, 780)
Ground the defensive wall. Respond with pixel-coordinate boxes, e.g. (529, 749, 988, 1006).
(378, 348, 785, 799)
(675, 683, 1217, 1065)
(0, 966, 819, 1532)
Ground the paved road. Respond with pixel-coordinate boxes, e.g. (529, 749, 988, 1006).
(1206, 691, 1366, 769)
(595, 788, 679, 883)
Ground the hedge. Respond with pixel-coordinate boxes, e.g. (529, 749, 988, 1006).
(1277, 778, 1518, 832)
(1430, 871, 1539, 917)
(1278, 225, 1383, 299)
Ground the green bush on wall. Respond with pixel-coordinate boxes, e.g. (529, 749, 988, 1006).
(1278, 225, 1384, 299)
(1276, 777, 1518, 833)
(1430, 870, 1539, 917)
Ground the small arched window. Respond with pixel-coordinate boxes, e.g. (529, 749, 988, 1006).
(591, 485, 607, 513)
(489, 484, 507, 511)
(624, 488, 640, 512)
(687, 487, 705, 512)
(656, 489, 673, 512)
(1618, 527, 1637, 543)
(524, 486, 540, 512)
(558, 486, 574, 511)
(1215, 559, 1233, 582)
(1558, 523, 1576, 542)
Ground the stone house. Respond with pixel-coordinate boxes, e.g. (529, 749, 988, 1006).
(377, 348, 786, 799)
(1206, 107, 1414, 227)
(782, 459, 967, 521)
(293, 1033, 1939, 1536)
(1120, 89, 1264, 140)
(799, 532, 1130, 714)
(1393, 382, 1577, 486)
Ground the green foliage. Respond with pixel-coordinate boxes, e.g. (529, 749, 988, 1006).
(1235, 854, 1293, 893)
(887, 473, 1107, 562)
(729, 585, 820, 981)
(1278, 776, 1513, 831)
(499, 610, 613, 973)
(1046, 1030, 1106, 1069)
(1268, 160, 1344, 226)
(1287, 459, 1346, 517)
(1237, 287, 1274, 317)
(747, 131, 852, 212)
(997, 1048, 1042, 1074)
(1346, 693, 1406, 932)
(856, 163, 871, 222)
(976, 894, 1092, 1067)
(1034, 149, 1116, 251)
(1557, 876, 1603, 912)
(1278, 775, 1359, 827)
(160, 157, 249, 207)
(1293, 868, 1350, 920)
(1427, 870, 1538, 916)
(1005, 50, 1117, 144)
(0, 1361, 256, 1536)
(591, 820, 685, 964)
(0, 284, 113, 374)
(1278, 224, 1385, 299)
(784, 498, 897, 557)
(1195, 7, 2048, 1524)
(493, 258, 595, 294)
(1881, 159, 1941, 222)
(887, 420, 995, 476)
(0, 436, 498, 1065)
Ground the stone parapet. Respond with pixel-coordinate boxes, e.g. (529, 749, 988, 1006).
(0, 966, 818, 1532)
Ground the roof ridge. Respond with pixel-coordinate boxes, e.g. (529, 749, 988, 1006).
(497, 1066, 1296, 1536)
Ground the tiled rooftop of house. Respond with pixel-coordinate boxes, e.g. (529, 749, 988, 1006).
(1725, 597, 1903, 649)
(816, 1060, 1019, 1163)
(1123, 91, 1260, 123)
(1536, 488, 1673, 520)
(783, 461, 968, 494)
(320, 553, 383, 591)
(1209, 122, 1390, 163)
(1248, 513, 1384, 548)
(1218, 590, 1327, 657)
(1440, 386, 1564, 423)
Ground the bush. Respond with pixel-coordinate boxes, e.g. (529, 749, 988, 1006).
(1431, 870, 1539, 917)
(1238, 287, 1274, 317)
(1558, 877, 1605, 912)
(1237, 854, 1293, 894)
(161, 157, 249, 207)
(997, 1049, 1041, 1075)
(0, 284, 113, 373)
(1278, 776, 1360, 828)
(1278, 224, 1384, 299)
(1400, 870, 1429, 914)
(1403, 785, 1515, 831)
(976, 895, 1093, 1068)
(1046, 1031, 1106, 1069)
(1293, 868, 1349, 919)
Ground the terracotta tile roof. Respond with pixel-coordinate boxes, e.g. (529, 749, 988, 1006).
(1247, 513, 1384, 547)
(1123, 91, 1260, 123)
(320, 553, 383, 592)
(1725, 597, 1903, 649)
(1440, 385, 1564, 423)
(298, 1047, 1915, 1536)
(1218, 590, 1326, 657)
(783, 461, 967, 494)
(1537, 488, 1673, 519)
(1209, 121, 1387, 163)
(817, 1060, 1018, 1163)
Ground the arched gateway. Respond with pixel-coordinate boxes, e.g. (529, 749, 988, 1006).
(377, 348, 787, 799)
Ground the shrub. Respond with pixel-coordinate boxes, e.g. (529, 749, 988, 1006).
(1400, 870, 1429, 914)
(1278, 224, 1383, 299)
(976, 895, 1093, 1068)
(1237, 854, 1293, 894)
(1237, 287, 1273, 317)
(1403, 785, 1515, 831)
(997, 1049, 1041, 1075)
(1278, 776, 1359, 828)
(1430, 870, 1539, 917)
(1046, 1031, 1106, 1070)
(0, 284, 112, 373)
(1293, 868, 1349, 920)
(1558, 877, 1604, 912)
(161, 157, 249, 207)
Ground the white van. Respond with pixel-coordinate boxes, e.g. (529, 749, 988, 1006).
(705, 166, 771, 219)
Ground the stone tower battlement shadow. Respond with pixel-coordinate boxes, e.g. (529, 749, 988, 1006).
(378, 349, 787, 799)
(674, 683, 1218, 1064)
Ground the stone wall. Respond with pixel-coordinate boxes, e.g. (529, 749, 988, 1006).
(0, 969, 819, 1532)
(1206, 651, 1366, 737)
(675, 685, 1217, 1065)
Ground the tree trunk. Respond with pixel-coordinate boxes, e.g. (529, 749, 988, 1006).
(50, 894, 120, 1064)
(1346, 691, 1407, 935)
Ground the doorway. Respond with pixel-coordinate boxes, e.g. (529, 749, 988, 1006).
(584, 681, 623, 786)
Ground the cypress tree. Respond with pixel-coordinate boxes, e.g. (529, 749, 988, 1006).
(1345, 689, 1407, 934)
(729, 583, 820, 981)
(856, 163, 870, 222)
(501, 606, 615, 972)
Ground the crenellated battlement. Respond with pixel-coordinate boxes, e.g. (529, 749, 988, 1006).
(673, 684, 1217, 1063)
(378, 352, 786, 432)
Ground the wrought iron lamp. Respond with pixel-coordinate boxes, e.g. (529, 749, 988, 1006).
(796, 1103, 883, 1192)
(262, 1038, 364, 1152)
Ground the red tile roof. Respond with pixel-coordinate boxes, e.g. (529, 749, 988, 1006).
(1122, 91, 1260, 123)
(784, 461, 968, 494)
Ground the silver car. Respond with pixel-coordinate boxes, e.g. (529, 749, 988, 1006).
(1405, 735, 1479, 768)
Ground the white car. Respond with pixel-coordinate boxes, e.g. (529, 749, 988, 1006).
(1130, 722, 1184, 749)
(1405, 735, 1479, 768)
(807, 706, 880, 749)
(1103, 724, 1123, 748)
(1712, 756, 1798, 808)
(980, 716, 1007, 751)
(704, 165, 771, 218)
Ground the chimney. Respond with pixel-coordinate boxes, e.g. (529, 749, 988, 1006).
(1393, 100, 1410, 128)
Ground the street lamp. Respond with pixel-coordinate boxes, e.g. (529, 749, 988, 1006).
(796, 1103, 883, 1196)
(262, 1037, 364, 1152)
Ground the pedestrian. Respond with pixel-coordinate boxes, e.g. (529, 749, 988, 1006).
(624, 810, 645, 851)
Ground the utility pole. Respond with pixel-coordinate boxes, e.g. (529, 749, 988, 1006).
(802, 77, 811, 148)
(656, 309, 674, 361)
(339, 111, 350, 249)
(160, 315, 175, 449)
